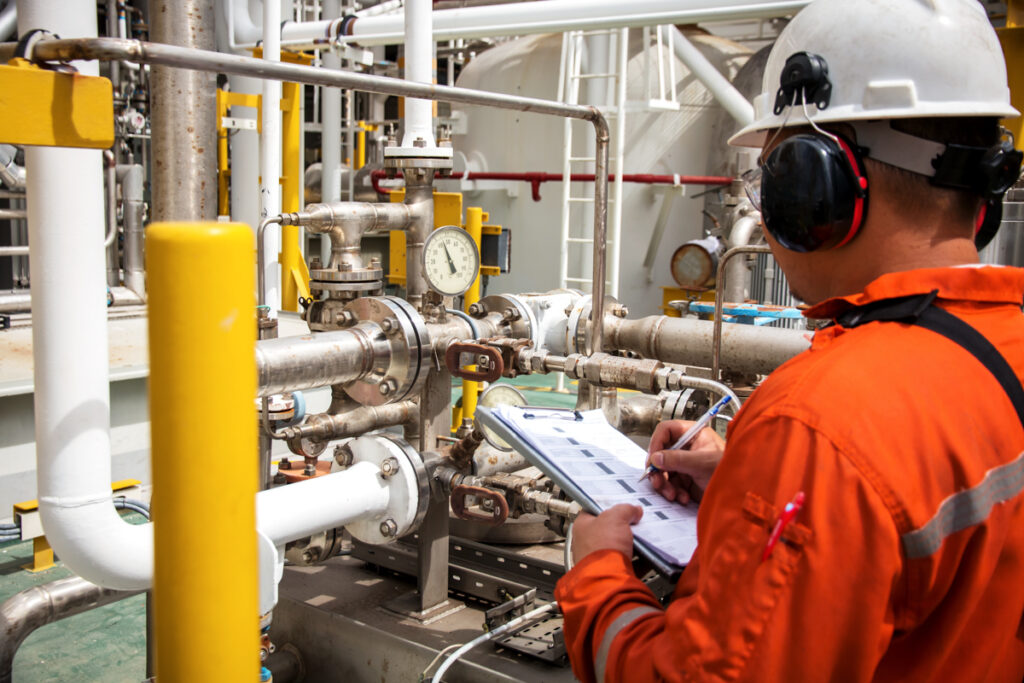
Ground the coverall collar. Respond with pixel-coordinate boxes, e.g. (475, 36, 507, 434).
(804, 265, 1024, 321)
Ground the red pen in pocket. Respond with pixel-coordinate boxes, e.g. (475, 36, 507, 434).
(762, 491, 806, 562)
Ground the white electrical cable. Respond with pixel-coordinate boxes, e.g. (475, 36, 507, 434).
(420, 643, 462, 681)
(432, 602, 557, 681)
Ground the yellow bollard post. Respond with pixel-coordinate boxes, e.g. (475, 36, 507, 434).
(462, 207, 485, 422)
(148, 222, 259, 682)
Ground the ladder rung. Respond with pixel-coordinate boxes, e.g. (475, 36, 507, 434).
(574, 73, 617, 80)
(577, 29, 616, 37)
(568, 156, 595, 162)
(568, 197, 594, 203)
(566, 238, 593, 243)
(564, 277, 591, 283)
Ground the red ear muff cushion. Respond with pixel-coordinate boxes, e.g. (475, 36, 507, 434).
(832, 135, 868, 248)
(760, 133, 869, 252)
(975, 198, 1002, 250)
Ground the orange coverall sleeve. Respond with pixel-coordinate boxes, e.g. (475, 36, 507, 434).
(555, 412, 904, 682)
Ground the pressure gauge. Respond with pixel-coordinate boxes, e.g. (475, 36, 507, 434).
(422, 226, 480, 297)
(477, 383, 528, 451)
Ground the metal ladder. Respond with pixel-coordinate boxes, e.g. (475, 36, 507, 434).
(556, 28, 628, 299)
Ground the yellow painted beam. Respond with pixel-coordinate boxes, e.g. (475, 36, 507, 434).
(388, 190, 463, 285)
(1001, 1, 1024, 150)
(461, 206, 485, 423)
(148, 222, 259, 682)
(280, 80, 310, 310)
(0, 59, 113, 149)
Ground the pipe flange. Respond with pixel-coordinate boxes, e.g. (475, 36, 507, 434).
(312, 280, 382, 293)
(566, 294, 619, 355)
(341, 296, 430, 407)
(477, 294, 536, 345)
(661, 388, 697, 422)
(310, 266, 384, 282)
(339, 434, 429, 545)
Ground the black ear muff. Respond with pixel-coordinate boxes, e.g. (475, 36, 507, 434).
(760, 133, 869, 252)
(975, 198, 1003, 250)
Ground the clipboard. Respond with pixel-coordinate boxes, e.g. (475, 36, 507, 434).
(477, 406, 686, 581)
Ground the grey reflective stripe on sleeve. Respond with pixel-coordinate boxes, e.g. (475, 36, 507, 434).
(902, 451, 1024, 559)
(593, 605, 662, 683)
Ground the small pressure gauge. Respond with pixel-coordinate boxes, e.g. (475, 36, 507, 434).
(478, 383, 528, 451)
(422, 226, 480, 297)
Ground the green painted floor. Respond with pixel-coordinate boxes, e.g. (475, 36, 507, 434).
(0, 512, 148, 683)
(1, 374, 578, 681)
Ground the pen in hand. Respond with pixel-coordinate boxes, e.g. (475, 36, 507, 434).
(638, 395, 732, 483)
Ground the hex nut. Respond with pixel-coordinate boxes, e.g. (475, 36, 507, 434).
(335, 310, 356, 327)
(379, 519, 398, 537)
(333, 443, 354, 467)
(379, 456, 399, 478)
(379, 378, 398, 396)
(612, 304, 629, 318)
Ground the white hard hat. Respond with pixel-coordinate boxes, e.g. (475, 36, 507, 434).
(729, 0, 1019, 148)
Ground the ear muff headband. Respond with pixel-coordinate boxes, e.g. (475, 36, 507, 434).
(760, 132, 869, 252)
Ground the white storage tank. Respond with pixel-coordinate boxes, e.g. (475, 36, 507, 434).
(449, 29, 752, 316)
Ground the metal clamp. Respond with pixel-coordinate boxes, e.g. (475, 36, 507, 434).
(450, 485, 509, 526)
(445, 342, 503, 382)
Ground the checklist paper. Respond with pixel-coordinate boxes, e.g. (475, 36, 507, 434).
(479, 405, 698, 575)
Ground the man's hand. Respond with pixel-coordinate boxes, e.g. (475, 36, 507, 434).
(646, 420, 726, 505)
(571, 504, 643, 564)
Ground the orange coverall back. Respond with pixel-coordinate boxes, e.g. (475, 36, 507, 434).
(555, 266, 1024, 682)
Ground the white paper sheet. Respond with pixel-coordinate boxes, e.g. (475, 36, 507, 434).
(490, 406, 698, 568)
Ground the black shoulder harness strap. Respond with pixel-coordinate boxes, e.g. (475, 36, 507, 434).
(836, 289, 1024, 430)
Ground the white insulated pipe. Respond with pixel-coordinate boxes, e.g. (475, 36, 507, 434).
(260, 0, 283, 311)
(669, 27, 755, 127)
(321, 0, 343, 263)
(344, 0, 812, 46)
(401, 0, 436, 149)
(18, 0, 153, 590)
(0, 3, 16, 41)
(256, 463, 390, 545)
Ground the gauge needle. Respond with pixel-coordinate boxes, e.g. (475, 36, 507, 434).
(443, 243, 457, 274)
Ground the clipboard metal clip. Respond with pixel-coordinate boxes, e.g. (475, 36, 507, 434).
(521, 408, 585, 421)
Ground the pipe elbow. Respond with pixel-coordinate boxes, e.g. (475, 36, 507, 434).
(38, 500, 153, 591)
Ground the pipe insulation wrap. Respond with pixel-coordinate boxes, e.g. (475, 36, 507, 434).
(18, 0, 154, 591)
(347, 0, 813, 45)
(256, 462, 391, 545)
(401, 0, 435, 148)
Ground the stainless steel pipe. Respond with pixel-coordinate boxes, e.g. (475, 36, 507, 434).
(0, 246, 28, 257)
(284, 201, 413, 270)
(403, 169, 435, 308)
(605, 313, 809, 377)
(1, 576, 139, 683)
(256, 324, 386, 397)
(119, 164, 146, 297)
(280, 400, 419, 442)
(10, 37, 610, 355)
(712, 244, 774, 380)
(149, 1, 217, 221)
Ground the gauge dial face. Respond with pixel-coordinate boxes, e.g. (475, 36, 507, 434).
(478, 383, 528, 451)
(422, 226, 480, 297)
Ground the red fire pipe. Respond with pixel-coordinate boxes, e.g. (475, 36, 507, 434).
(369, 170, 733, 201)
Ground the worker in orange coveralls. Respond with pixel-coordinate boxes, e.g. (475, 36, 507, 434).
(555, 0, 1024, 680)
